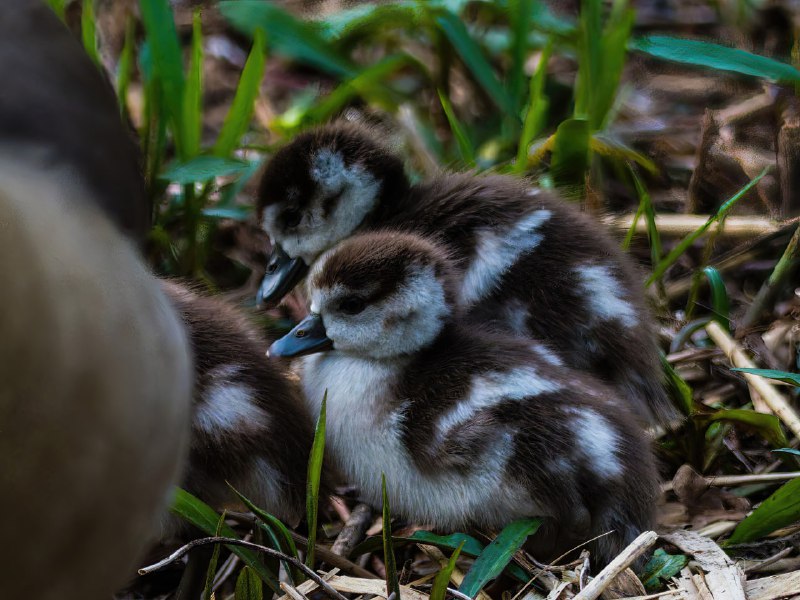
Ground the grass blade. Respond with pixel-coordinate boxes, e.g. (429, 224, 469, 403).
(726, 477, 800, 544)
(382, 474, 401, 600)
(81, 0, 99, 66)
(161, 156, 251, 185)
(437, 89, 476, 167)
(433, 9, 516, 115)
(171, 487, 280, 592)
(662, 354, 694, 416)
(731, 368, 800, 387)
(183, 10, 203, 158)
(507, 0, 534, 111)
(631, 36, 800, 83)
(306, 391, 327, 568)
(219, 1, 355, 78)
(214, 29, 266, 158)
(707, 408, 787, 448)
(235, 566, 264, 600)
(459, 518, 542, 598)
(646, 168, 769, 285)
(202, 512, 227, 600)
(430, 541, 465, 600)
(117, 16, 137, 117)
(551, 118, 590, 188)
(702, 266, 730, 331)
(515, 38, 552, 173)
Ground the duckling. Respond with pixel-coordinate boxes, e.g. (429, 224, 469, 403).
(0, 3, 192, 599)
(256, 122, 673, 426)
(268, 231, 659, 565)
(160, 282, 314, 534)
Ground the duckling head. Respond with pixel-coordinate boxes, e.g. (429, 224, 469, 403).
(269, 232, 454, 360)
(257, 123, 408, 307)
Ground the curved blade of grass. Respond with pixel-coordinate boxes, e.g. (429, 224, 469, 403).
(214, 29, 266, 158)
(551, 118, 590, 188)
(662, 354, 694, 416)
(382, 474, 401, 600)
(140, 0, 186, 157)
(433, 9, 516, 115)
(235, 566, 263, 600)
(459, 518, 542, 598)
(81, 0, 99, 66)
(773, 448, 800, 457)
(171, 487, 280, 592)
(438, 89, 475, 167)
(306, 391, 327, 568)
(230, 485, 303, 584)
(515, 38, 552, 173)
(647, 167, 769, 285)
(731, 368, 800, 387)
(183, 10, 203, 158)
(591, 134, 657, 173)
(431, 541, 466, 600)
(219, 1, 355, 78)
(702, 266, 730, 331)
(631, 36, 800, 83)
(707, 408, 787, 448)
(46, 0, 67, 20)
(726, 477, 800, 544)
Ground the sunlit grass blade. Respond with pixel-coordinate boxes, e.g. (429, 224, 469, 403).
(81, 0, 99, 66)
(140, 0, 187, 156)
(702, 266, 730, 331)
(430, 541, 465, 600)
(573, 0, 601, 121)
(627, 167, 662, 262)
(591, 134, 657, 173)
(231, 485, 303, 584)
(171, 487, 280, 592)
(432, 9, 517, 115)
(117, 17, 137, 117)
(214, 29, 266, 158)
(593, 6, 633, 130)
(437, 89, 476, 167)
(646, 168, 769, 285)
(183, 10, 203, 158)
(219, 1, 355, 78)
(45, 0, 67, 20)
(507, 0, 534, 111)
(515, 38, 552, 173)
(731, 368, 800, 387)
(631, 36, 800, 83)
(235, 566, 264, 600)
(707, 409, 787, 448)
(726, 477, 800, 545)
(382, 474, 401, 600)
(306, 391, 327, 568)
(202, 511, 227, 600)
(459, 518, 541, 598)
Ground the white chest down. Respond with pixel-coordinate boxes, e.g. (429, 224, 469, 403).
(299, 353, 546, 530)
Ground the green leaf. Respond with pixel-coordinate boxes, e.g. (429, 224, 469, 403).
(183, 10, 203, 158)
(431, 541, 465, 600)
(726, 477, 800, 544)
(639, 549, 688, 591)
(438, 89, 476, 167)
(235, 566, 263, 600)
(161, 156, 251, 184)
(140, 0, 187, 156)
(551, 118, 590, 188)
(631, 36, 800, 83)
(662, 354, 693, 416)
(732, 368, 800, 387)
(203, 512, 227, 600)
(703, 267, 730, 331)
(507, 0, 535, 111)
(170, 488, 280, 592)
(306, 391, 327, 568)
(647, 168, 769, 285)
(231, 485, 303, 584)
(117, 17, 137, 116)
(202, 206, 253, 221)
(707, 409, 787, 448)
(318, 3, 422, 42)
(81, 0, 99, 66)
(219, 1, 355, 78)
(459, 518, 542, 598)
(214, 29, 266, 158)
(46, 0, 67, 20)
(773, 448, 800, 457)
(515, 38, 552, 173)
(433, 9, 517, 115)
(382, 474, 401, 600)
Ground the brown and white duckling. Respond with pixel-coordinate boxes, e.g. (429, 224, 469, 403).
(256, 122, 673, 426)
(269, 231, 659, 565)
(0, 3, 192, 598)
(160, 282, 314, 534)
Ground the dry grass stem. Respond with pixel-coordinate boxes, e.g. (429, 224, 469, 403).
(572, 531, 658, 600)
(281, 581, 311, 600)
(605, 215, 780, 238)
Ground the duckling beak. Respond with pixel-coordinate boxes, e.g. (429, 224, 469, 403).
(268, 313, 333, 358)
(256, 245, 309, 308)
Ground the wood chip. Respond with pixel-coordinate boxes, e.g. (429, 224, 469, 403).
(744, 569, 800, 600)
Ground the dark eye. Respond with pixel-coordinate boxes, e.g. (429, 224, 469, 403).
(339, 296, 366, 315)
(282, 209, 302, 228)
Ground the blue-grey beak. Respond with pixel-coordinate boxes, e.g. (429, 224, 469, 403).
(256, 244, 309, 308)
(268, 313, 333, 358)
